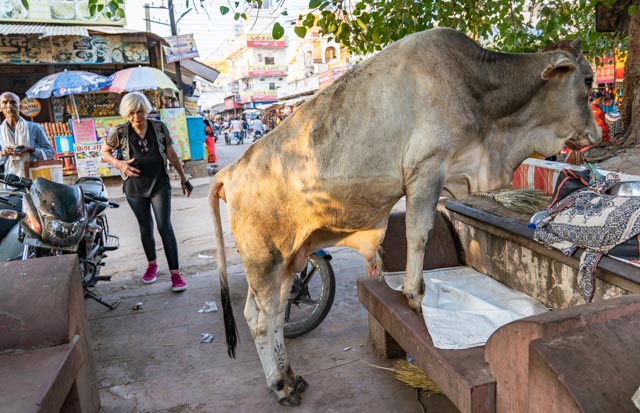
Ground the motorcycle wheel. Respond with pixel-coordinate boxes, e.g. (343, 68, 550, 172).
(284, 253, 336, 338)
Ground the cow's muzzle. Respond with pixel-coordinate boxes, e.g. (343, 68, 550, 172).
(566, 130, 601, 150)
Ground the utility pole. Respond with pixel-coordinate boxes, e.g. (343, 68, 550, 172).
(167, 0, 183, 94)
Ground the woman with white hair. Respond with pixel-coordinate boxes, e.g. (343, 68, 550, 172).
(101, 91, 192, 292)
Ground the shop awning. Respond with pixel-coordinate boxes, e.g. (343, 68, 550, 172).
(164, 59, 220, 84)
(0, 23, 167, 45)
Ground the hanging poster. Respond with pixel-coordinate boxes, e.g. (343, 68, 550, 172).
(164, 34, 199, 63)
(183, 96, 199, 115)
(71, 118, 98, 143)
(160, 108, 191, 160)
(74, 142, 118, 178)
(93, 116, 125, 140)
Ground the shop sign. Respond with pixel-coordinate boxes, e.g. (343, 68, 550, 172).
(246, 34, 285, 48)
(164, 34, 199, 63)
(0, 0, 126, 26)
(20, 98, 42, 118)
(615, 49, 626, 81)
(183, 96, 199, 115)
(160, 108, 191, 161)
(75, 142, 118, 178)
(250, 90, 278, 102)
(248, 65, 287, 77)
(596, 53, 615, 84)
(0, 34, 148, 65)
(93, 116, 125, 141)
(71, 118, 98, 143)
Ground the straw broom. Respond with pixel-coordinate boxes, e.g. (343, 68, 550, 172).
(472, 188, 551, 214)
(363, 359, 442, 394)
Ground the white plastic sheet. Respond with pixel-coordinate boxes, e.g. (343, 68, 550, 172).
(384, 267, 549, 349)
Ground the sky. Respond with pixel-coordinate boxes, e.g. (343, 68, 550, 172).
(125, 0, 310, 61)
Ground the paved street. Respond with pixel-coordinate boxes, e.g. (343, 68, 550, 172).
(88, 139, 457, 412)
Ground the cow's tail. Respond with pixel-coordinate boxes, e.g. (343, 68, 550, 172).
(209, 179, 239, 358)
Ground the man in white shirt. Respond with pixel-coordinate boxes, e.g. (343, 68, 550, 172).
(0, 92, 54, 176)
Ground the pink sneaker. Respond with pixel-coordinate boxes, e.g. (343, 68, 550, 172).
(142, 264, 158, 284)
(171, 273, 187, 292)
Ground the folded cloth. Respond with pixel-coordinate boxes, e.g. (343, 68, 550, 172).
(385, 267, 548, 349)
(534, 171, 640, 301)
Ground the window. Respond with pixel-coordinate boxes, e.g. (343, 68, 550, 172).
(325, 47, 337, 61)
(265, 56, 275, 65)
(269, 83, 276, 90)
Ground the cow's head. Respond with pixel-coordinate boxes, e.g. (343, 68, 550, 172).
(534, 39, 601, 156)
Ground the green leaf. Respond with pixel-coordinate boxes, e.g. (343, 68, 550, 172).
(355, 18, 367, 31)
(117, 8, 125, 18)
(241, 13, 247, 19)
(21, 0, 29, 10)
(629, 5, 637, 16)
(281, 10, 288, 16)
(220, 6, 230, 15)
(309, 0, 322, 8)
(89, 3, 96, 15)
(233, 12, 240, 20)
(303, 13, 315, 27)
(272, 22, 285, 39)
(294, 26, 307, 37)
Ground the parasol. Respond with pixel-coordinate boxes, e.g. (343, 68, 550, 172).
(101, 66, 178, 93)
(25, 69, 112, 119)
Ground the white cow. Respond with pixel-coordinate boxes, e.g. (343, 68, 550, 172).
(209, 28, 600, 406)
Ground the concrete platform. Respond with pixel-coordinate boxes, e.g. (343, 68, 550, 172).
(87, 248, 460, 412)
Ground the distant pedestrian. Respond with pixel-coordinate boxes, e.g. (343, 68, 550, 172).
(590, 91, 610, 143)
(230, 117, 243, 144)
(204, 119, 217, 163)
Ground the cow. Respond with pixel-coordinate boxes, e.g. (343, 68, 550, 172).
(209, 27, 600, 406)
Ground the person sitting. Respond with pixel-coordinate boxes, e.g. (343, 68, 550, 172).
(590, 91, 610, 144)
(0, 92, 54, 177)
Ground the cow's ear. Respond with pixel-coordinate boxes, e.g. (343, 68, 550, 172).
(541, 56, 577, 80)
(570, 38, 582, 53)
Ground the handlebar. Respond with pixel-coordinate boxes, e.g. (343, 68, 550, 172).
(0, 173, 32, 189)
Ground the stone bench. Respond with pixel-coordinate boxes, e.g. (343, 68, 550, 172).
(0, 255, 100, 413)
(358, 199, 640, 413)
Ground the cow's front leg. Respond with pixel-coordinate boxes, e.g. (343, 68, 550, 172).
(403, 175, 443, 313)
(244, 269, 301, 406)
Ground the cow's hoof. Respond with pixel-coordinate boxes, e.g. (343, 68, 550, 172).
(294, 375, 309, 393)
(407, 295, 423, 314)
(278, 392, 302, 407)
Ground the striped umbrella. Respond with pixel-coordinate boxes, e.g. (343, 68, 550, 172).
(26, 69, 112, 119)
(101, 66, 178, 93)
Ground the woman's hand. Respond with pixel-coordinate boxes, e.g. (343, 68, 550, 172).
(181, 180, 193, 197)
(118, 159, 140, 177)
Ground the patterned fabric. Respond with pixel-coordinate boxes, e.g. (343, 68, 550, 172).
(534, 171, 640, 301)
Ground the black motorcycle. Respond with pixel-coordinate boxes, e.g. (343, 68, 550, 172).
(0, 174, 121, 309)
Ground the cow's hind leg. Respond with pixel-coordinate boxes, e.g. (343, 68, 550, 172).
(403, 169, 445, 313)
(244, 260, 302, 405)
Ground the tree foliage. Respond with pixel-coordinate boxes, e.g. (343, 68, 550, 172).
(287, 0, 630, 59)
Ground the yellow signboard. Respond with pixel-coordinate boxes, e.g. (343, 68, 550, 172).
(0, 0, 126, 26)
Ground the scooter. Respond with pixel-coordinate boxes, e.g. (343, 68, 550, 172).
(284, 250, 335, 338)
(0, 173, 121, 309)
(252, 130, 264, 142)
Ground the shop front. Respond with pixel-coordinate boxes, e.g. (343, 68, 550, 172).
(1, 38, 212, 179)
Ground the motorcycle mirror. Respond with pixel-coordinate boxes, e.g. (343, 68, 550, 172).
(0, 209, 25, 220)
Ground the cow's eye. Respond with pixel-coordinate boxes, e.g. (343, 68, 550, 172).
(585, 77, 593, 88)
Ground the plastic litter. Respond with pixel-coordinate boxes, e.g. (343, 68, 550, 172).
(198, 253, 213, 259)
(528, 209, 549, 229)
(200, 333, 214, 343)
(343, 346, 352, 352)
(198, 301, 218, 313)
(132, 301, 144, 310)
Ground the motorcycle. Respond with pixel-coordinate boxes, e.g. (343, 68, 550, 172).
(283, 250, 335, 338)
(0, 173, 121, 309)
(252, 130, 264, 142)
